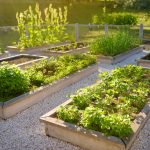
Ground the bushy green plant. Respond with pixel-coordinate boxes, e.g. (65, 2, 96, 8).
(57, 65, 150, 138)
(16, 3, 68, 49)
(108, 14, 138, 25)
(90, 31, 141, 56)
(80, 106, 132, 138)
(92, 13, 138, 25)
(57, 105, 80, 124)
(115, 0, 150, 10)
(0, 63, 30, 102)
(26, 54, 96, 87)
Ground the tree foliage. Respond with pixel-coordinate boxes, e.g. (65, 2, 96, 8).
(115, 0, 150, 10)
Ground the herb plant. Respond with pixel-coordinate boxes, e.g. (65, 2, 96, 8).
(0, 63, 30, 102)
(90, 31, 141, 56)
(57, 65, 150, 138)
(49, 42, 87, 52)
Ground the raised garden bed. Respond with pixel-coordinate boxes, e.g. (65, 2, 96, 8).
(7, 42, 70, 56)
(96, 46, 143, 64)
(40, 100, 150, 150)
(0, 54, 97, 119)
(137, 53, 150, 68)
(143, 40, 150, 50)
(90, 31, 142, 64)
(43, 42, 89, 56)
(40, 65, 150, 150)
(7, 42, 89, 57)
(0, 54, 47, 69)
(0, 51, 10, 59)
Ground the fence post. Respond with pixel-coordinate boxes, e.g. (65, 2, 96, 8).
(25, 25, 29, 38)
(139, 24, 144, 40)
(75, 23, 79, 42)
(104, 24, 108, 35)
(88, 23, 92, 31)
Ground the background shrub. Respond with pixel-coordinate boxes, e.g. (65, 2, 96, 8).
(115, 0, 150, 10)
(108, 14, 138, 25)
(92, 13, 138, 25)
(0, 63, 30, 102)
(90, 31, 141, 56)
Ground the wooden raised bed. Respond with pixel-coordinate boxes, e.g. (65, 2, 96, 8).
(7, 42, 70, 56)
(143, 41, 150, 50)
(0, 51, 10, 59)
(0, 64, 98, 119)
(96, 46, 143, 64)
(7, 42, 89, 57)
(40, 99, 150, 150)
(42, 42, 89, 57)
(0, 54, 47, 69)
(137, 53, 150, 68)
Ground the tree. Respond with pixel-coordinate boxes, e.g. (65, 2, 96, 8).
(115, 0, 150, 10)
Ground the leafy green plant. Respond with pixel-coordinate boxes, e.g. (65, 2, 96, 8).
(16, 3, 68, 49)
(57, 105, 81, 124)
(90, 31, 141, 56)
(111, 14, 138, 25)
(80, 106, 132, 138)
(26, 54, 96, 87)
(49, 42, 86, 52)
(0, 63, 30, 102)
(57, 65, 150, 138)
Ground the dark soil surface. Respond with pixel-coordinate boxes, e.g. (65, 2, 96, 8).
(143, 41, 150, 45)
(142, 53, 150, 60)
(0, 56, 38, 65)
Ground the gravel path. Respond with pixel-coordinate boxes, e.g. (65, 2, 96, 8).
(0, 50, 150, 150)
(0, 72, 99, 150)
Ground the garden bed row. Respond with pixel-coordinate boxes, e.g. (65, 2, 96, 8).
(6, 42, 144, 65)
(5, 30, 148, 66)
(7, 42, 89, 57)
(0, 54, 97, 119)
